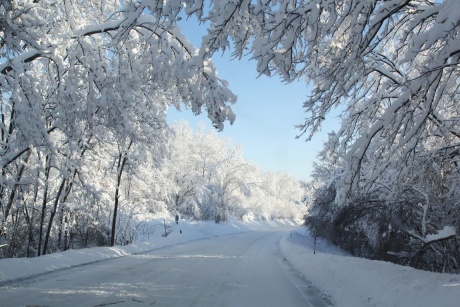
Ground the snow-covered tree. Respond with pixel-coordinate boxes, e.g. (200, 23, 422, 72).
(165, 122, 304, 222)
(0, 0, 236, 204)
(306, 130, 460, 273)
(156, 0, 460, 205)
(0, 0, 236, 255)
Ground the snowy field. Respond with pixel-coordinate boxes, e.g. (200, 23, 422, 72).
(1, 219, 459, 307)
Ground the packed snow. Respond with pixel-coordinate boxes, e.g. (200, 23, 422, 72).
(1, 219, 459, 307)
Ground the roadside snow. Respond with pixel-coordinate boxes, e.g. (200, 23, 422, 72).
(280, 228, 460, 307)
(0, 218, 297, 284)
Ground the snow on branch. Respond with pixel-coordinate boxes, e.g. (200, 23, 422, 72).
(425, 226, 457, 244)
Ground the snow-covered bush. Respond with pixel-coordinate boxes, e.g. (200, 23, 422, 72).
(305, 153, 460, 273)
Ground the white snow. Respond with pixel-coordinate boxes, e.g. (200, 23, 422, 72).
(1, 220, 459, 307)
(281, 228, 460, 307)
(425, 226, 457, 243)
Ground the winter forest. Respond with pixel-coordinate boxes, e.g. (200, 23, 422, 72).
(1, 0, 459, 275)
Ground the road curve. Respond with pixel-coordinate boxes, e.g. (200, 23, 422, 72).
(1, 229, 330, 307)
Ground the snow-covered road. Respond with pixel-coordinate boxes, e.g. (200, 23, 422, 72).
(1, 229, 329, 307)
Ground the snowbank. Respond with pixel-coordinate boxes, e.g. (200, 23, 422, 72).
(0, 218, 299, 284)
(280, 228, 460, 307)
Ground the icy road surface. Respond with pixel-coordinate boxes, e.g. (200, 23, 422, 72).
(1, 230, 329, 306)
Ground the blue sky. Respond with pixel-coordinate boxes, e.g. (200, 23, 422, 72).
(167, 18, 340, 181)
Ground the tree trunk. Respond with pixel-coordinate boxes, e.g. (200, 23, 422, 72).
(0, 100, 15, 216)
(58, 207, 64, 250)
(42, 177, 66, 255)
(37, 155, 51, 257)
(26, 169, 40, 257)
(1, 151, 31, 234)
(110, 141, 131, 247)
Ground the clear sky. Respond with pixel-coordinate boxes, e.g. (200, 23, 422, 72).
(167, 18, 340, 181)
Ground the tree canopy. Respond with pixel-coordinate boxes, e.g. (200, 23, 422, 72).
(174, 0, 460, 205)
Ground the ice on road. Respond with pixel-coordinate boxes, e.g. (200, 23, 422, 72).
(1, 230, 329, 306)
